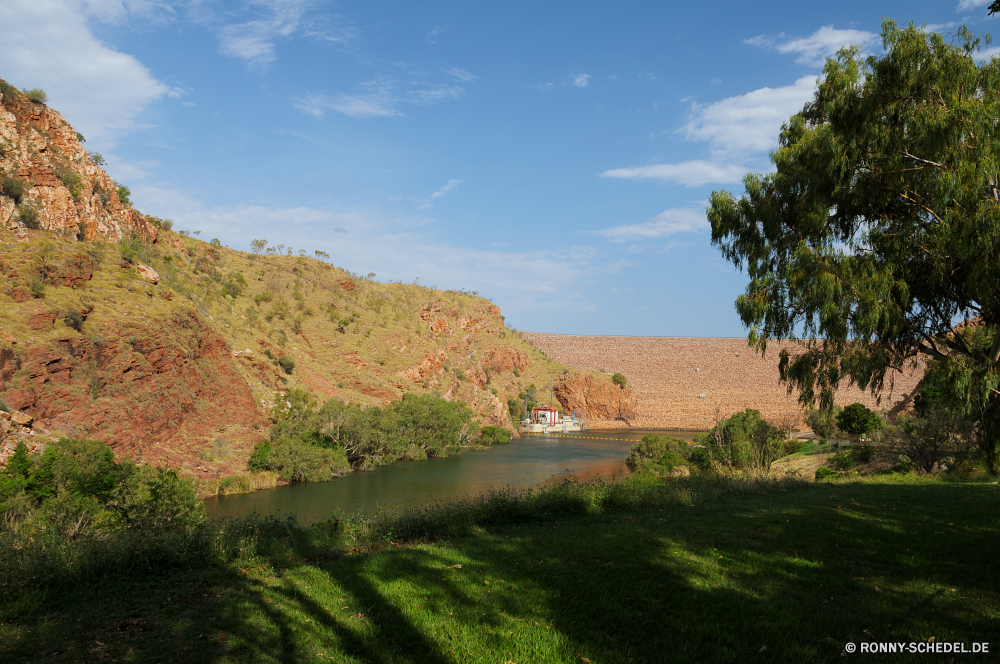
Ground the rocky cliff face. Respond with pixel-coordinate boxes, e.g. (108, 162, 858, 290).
(0, 80, 157, 241)
(553, 372, 637, 423)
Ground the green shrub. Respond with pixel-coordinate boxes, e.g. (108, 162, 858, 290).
(701, 409, 785, 471)
(277, 355, 295, 375)
(612, 373, 627, 389)
(625, 434, 688, 472)
(247, 440, 272, 472)
(0, 176, 25, 204)
(836, 403, 884, 437)
(58, 168, 82, 201)
(90, 152, 105, 166)
(0, 397, 10, 413)
(115, 182, 131, 206)
(64, 310, 83, 332)
(267, 437, 349, 482)
(27, 276, 45, 298)
(829, 451, 856, 471)
(222, 271, 247, 298)
(815, 466, 837, 480)
(23, 88, 47, 104)
(0, 80, 17, 102)
(161, 218, 173, 231)
(255, 291, 274, 306)
(850, 444, 877, 464)
(479, 425, 512, 445)
(18, 206, 40, 229)
(782, 439, 804, 456)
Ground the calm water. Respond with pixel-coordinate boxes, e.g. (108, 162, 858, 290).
(204, 430, 703, 524)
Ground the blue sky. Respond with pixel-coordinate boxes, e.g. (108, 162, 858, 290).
(0, 1, 994, 336)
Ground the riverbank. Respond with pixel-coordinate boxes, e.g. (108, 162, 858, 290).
(4, 472, 997, 662)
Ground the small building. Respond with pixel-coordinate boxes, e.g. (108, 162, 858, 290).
(531, 406, 560, 427)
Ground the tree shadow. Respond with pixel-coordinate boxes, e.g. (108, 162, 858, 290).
(2, 483, 998, 663)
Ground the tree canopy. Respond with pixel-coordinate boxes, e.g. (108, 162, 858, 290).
(707, 21, 1000, 469)
(836, 403, 884, 437)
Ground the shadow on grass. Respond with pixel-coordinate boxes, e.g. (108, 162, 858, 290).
(2, 482, 999, 663)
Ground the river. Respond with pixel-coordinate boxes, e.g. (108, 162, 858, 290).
(204, 429, 704, 524)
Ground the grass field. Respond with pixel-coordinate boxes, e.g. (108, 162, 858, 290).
(2, 475, 998, 663)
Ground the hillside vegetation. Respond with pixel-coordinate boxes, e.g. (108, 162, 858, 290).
(0, 79, 630, 491)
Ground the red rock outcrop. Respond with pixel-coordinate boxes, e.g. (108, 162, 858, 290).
(553, 372, 637, 422)
(0, 310, 261, 468)
(0, 81, 158, 241)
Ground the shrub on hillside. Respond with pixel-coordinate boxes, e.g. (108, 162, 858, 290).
(612, 373, 627, 389)
(64, 310, 84, 332)
(806, 407, 842, 439)
(783, 439, 804, 456)
(0, 176, 25, 204)
(115, 182, 131, 206)
(22, 88, 47, 104)
(815, 466, 837, 480)
(266, 437, 349, 482)
(277, 355, 295, 375)
(27, 275, 45, 298)
(836, 403, 884, 438)
(829, 451, 856, 471)
(18, 207, 40, 230)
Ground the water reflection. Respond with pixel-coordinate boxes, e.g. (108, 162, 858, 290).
(204, 430, 704, 524)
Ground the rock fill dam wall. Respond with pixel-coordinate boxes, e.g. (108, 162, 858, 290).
(519, 333, 925, 430)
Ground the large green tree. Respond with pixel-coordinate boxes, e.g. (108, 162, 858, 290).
(707, 21, 1000, 471)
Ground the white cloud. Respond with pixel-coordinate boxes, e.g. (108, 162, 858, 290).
(747, 26, 878, 65)
(431, 179, 463, 198)
(427, 27, 443, 44)
(213, 0, 312, 67)
(683, 75, 818, 157)
(600, 160, 746, 187)
(573, 73, 591, 88)
(296, 76, 464, 119)
(595, 208, 708, 242)
(445, 67, 478, 82)
(957, 0, 990, 10)
(978, 45, 1000, 61)
(0, 0, 169, 142)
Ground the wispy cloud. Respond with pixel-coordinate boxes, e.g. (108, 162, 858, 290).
(600, 160, 746, 187)
(431, 179, 463, 198)
(957, 0, 990, 10)
(296, 77, 464, 119)
(745, 26, 878, 65)
(445, 67, 478, 82)
(572, 73, 591, 88)
(419, 179, 464, 209)
(595, 208, 708, 242)
(427, 27, 444, 43)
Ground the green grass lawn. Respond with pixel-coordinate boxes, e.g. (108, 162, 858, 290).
(3, 478, 999, 663)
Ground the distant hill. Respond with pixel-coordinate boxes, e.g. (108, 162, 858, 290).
(0, 79, 632, 486)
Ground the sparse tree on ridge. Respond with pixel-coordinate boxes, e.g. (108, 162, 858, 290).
(707, 21, 1000, 471)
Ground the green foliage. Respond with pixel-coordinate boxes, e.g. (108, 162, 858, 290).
(277, 354, 295, 375)
(478, 425, 512, 445)
(815, 466, 837, 480)
(782, 439, 804, 456)
(254, 291, 274, 306)
(64, 309, 83, 332)
(247, 440, 272, 472)
(806, 407, 841, 439)
(23, 88, 47, 104)
(1, 438, 204, 535)
(0, 80, 17, 102)
(57, 168, 82, 201)
(611, 373, 627, 389)
(625, 434, 688, 472)
(703, 408, 785, 471)
(115, 182, 131, 206)
(829, 451, 857, 472)
(888, 410, 976, 473)
(707, 21, 1000, 473)
(221, 271, 247, 298)
(90, 152, 105, 166)
(0, 175, 25, 203)
(836, 403, 883, 437)
(75, 132, 85, 143)
(27, 275, 45, 298)
(18, 205, 40, 229)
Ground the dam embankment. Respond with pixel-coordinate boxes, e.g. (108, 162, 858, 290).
(519, 333, 924, 430)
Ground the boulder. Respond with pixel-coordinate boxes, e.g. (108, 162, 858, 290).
(10, 410, 33, 427)
(136, 263, 160, 285)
